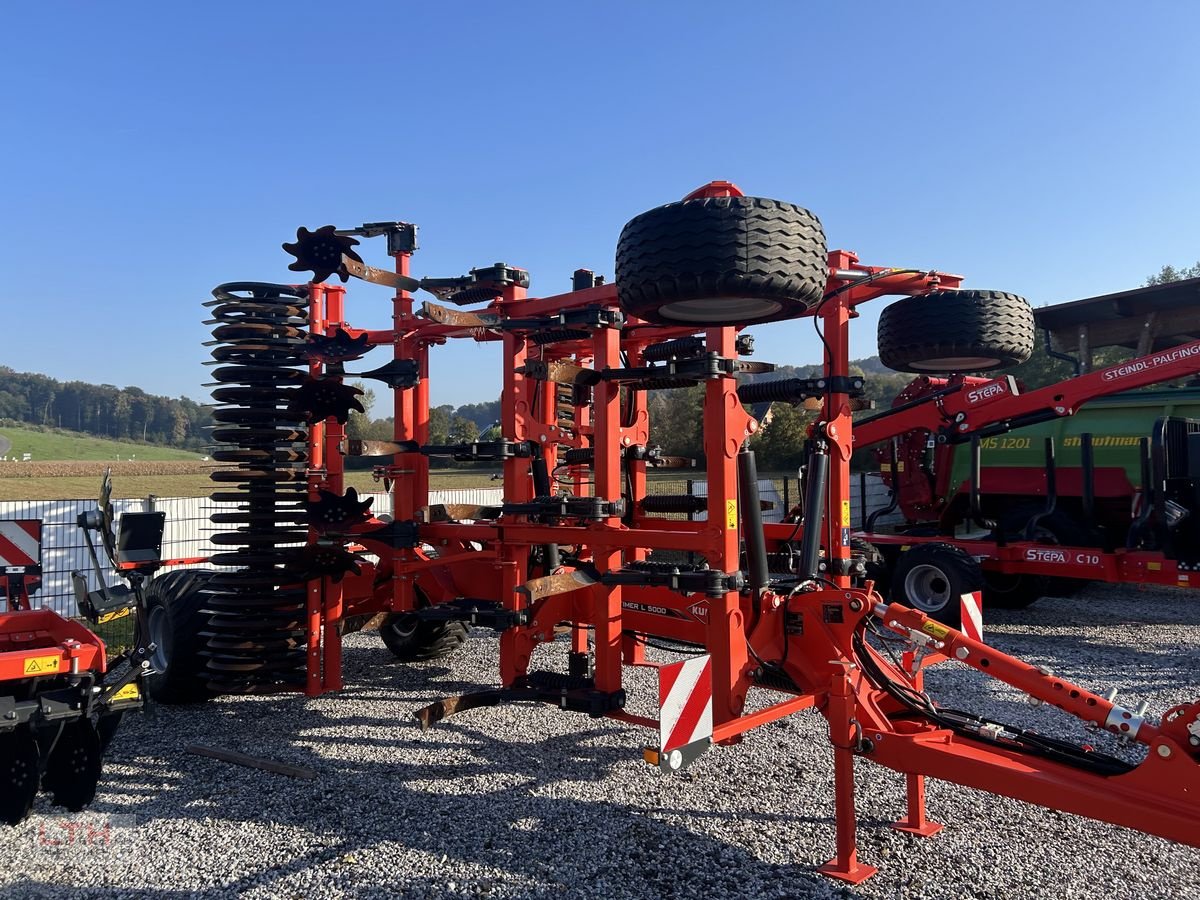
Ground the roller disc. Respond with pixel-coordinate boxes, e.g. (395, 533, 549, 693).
(42, 720, 103, 812)
(0, 728, 41, 825)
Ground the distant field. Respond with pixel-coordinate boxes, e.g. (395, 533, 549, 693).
(0, 425, 201, 462)
(0, 466, 505, 501)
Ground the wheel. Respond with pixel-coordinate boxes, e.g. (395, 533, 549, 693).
(877, 290, 1035, 373)
(42, 720, 102, 812)
(615, 194, 827, 326)
(1031, 510, 1093, 597)
(890, 542, 983, 627)
(144, 569, 218, 704)
(380, 613, 467, 662)
(982, 570, 1046, 609)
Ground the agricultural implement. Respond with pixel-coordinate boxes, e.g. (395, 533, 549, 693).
(168, 182, 1200, 881)
(0, 473, 160, 823)
(848, 278, 1200, 622)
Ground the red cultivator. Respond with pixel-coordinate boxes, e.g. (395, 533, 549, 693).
(182, 181, 1200, 881)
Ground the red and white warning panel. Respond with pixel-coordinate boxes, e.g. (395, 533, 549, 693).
(0, 520, 41, 570)
(655, 654, 713, 771)
(960, 590, 983, 643)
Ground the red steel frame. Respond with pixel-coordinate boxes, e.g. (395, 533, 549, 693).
(290, 189, 1200, 881)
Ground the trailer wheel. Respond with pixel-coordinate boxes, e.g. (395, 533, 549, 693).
(615, 194, 827, 326)
(982, 571, 1047, 609)
(380, 614, 467, 662)
(144, 569, 218, 704)
(877, 290, 1035, 373)
(890, 543, 982, 627)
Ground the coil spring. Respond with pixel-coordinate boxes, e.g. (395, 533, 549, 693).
(202, 282, 312, 695)
(736, 378, 813, 404)
(640, 494, 707, 514)
(562, 447, 595, 466)
(529, 328, 591, 346)
(642, 336, 704, 362)
(626, 559, 706, 574)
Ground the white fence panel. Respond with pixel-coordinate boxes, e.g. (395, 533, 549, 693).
(2, 486, 506, 617)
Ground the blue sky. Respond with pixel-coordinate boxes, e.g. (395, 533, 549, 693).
(2, 2, 1197, 410)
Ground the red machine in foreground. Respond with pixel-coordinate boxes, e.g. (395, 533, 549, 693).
(0, 474, 157, 823)
(171, 182, 1200, 882)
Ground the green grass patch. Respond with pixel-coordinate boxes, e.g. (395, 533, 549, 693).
(0, 424, 201, 462)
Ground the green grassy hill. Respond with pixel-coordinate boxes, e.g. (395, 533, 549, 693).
(0, 424, 202, 461)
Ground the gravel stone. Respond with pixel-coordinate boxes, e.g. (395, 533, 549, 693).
(3, 582, 1198, 898)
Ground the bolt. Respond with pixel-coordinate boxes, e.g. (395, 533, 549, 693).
(1157, 744, 1172, 758)
(849, 598, 863, 612)
(955, 647, 969, 660)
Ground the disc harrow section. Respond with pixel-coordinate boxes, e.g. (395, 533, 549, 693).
(204, 282, 312, 694)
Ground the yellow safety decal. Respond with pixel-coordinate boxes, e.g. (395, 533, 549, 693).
(725, 499, 738, 530)
(896, 461, 905, 472)
(98, 607, 132, 625)
(112, 683, 140, 702)
(24, 655, 61, 675)
(841, 500, 851, 527)
(921, 621, 950, 640)
(880, 463, 891, 472)
(1148, 562, 1162, 571)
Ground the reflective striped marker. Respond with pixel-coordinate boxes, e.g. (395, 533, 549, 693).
(960, 590, 983, 642)
(0, 520, 40, 568)
(658, 654, 713, 754)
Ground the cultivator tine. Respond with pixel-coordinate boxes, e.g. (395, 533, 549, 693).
(517, 570, 597, 602)
(414, 689, 507, 731)
(344, 439, 420, 457)
(340, 256, 422, 292)
(543, 360, 598, 386)
(419, 301, 501, 329)
(0, 727, 40, 825)
(41, 720, 103, 813)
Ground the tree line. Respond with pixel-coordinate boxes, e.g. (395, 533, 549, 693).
(0, 367, 211, 448)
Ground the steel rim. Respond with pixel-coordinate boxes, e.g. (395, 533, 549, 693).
(904, 563, 952, 613)
(148, 604, 170, 672)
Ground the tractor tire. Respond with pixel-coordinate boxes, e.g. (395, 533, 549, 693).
(877, 290, 1035, 373)
(615, 194, 827, 326)
(890, 542, 983, 628)
(144, 569, 218, 704)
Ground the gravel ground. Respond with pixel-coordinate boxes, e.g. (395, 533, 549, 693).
(4, 582, 1200, 899)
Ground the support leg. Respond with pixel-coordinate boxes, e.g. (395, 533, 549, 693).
(818, 669, 877, 884)
(891, 773, 943, 837)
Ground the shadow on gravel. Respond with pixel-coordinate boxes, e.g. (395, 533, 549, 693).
(11, 638, 859, 900)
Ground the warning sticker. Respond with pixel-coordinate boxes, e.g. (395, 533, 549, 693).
(23, 655, 60, 675)
(112, 683, 140, 702)
(841, 500, 851, 527)
(98, 607, 132, 625)
(726, 499, 738, 530)
(921, 621, 950, 640)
